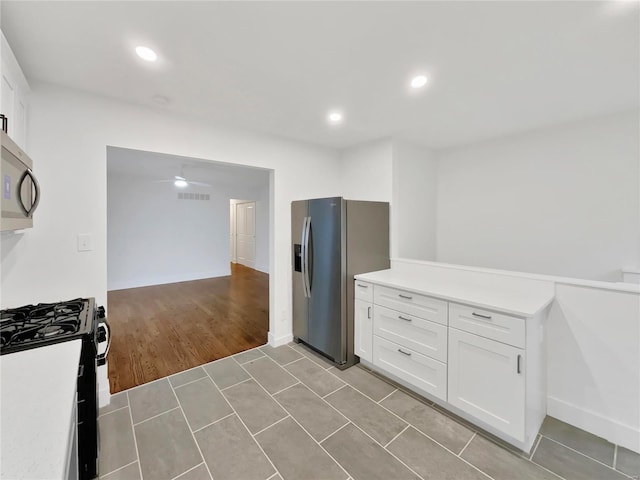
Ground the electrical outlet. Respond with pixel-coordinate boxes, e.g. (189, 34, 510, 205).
(77, 234, 93, 252)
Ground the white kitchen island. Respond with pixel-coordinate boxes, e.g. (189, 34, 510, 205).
(354, 264, 555, 452)
(0, 340, 81, 480)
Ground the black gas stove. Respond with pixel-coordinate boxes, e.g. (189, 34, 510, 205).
(1, 298, 92, 352)
(0, 298, 110, 480)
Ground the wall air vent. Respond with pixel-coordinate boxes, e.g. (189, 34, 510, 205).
(178, 192, 210, 201)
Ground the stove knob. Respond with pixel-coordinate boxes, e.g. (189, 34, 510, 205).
(97, 327, 107, 343)
(97, 306, 106, 318)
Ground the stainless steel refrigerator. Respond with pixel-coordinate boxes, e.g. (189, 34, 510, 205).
(292, 197, 389, 369)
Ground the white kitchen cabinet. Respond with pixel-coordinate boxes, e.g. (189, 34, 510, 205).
(448, 327, 525, 440)
(1, 31, 30, 150)
(354, 298, 373, 362)
(354, 269, 551, 452)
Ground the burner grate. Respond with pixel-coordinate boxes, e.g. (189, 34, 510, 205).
(0, 299, 86, 350)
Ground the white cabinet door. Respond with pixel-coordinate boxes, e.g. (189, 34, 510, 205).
(448, 327, 525, 441)
(1, 33, 29, 150)
(354, 299, 373, 362)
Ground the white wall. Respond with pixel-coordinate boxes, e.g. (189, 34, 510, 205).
(339, 138, 439, 261)
(0, 82, 341, 347)
(436, 110, 640, 282)
(546, 283, 640, 452)
(392, 140, 438, 260)
(107, 173, 230, 290)
(340, 139, 393, 202)
(253, 184, 270, 273)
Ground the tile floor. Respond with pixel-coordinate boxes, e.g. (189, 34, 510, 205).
(99, 343, 640, 480)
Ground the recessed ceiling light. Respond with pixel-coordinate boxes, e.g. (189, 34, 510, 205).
(328, 111, 343, 124)
(135, 46, 157, 62)
(411, 75, 428, 89)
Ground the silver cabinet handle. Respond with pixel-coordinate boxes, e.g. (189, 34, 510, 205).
(472, 312, 492, 320)
(357, 284, 369, 288)
(397, 349, 412, 356)
(517, 354, 522, 374)
(367, 306, 372, 319)
(398, 315, 412, 322)
(398, 294, 413, 300)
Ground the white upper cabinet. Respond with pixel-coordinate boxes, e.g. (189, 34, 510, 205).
(1, 31, 30, 151)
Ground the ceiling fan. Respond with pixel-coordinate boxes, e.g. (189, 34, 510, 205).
(153, 165, 211, 188)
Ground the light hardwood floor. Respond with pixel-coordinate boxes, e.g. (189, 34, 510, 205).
(106, 263, 268, 392)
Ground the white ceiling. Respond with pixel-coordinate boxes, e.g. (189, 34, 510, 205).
(107, 146, 270, 189)
(2, 1, 638, 150)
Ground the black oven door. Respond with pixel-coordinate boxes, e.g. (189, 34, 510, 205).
(78, 306, 109, 480)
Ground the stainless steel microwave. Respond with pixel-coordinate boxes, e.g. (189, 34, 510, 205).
(1, 130, 39, 231)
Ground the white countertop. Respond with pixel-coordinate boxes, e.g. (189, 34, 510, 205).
(355, 268, 554, 317)
(1, 340, 81, 480)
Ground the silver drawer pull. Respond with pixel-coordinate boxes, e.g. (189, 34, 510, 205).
(398, 315, 412, 322)
(397, 349, 412, 356)
(398, 294, 413, 300)
(472, 312, 492, 320)
(357, 284, 369, 288)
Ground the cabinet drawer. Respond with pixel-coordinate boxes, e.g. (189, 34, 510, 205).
(354, 281, 373, 302)
(374, 285, 447, 325)
(449, 303, 525, 348)
(373, 305, 447, 363)
(373, 335, 447, 401)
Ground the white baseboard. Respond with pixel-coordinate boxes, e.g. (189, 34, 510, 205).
(547, 395, 640, 453)
(255, 264, 269, 274)
(107, 269, 230, 291)
(268, 331, 293, 347)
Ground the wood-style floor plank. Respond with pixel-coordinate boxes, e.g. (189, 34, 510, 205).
(107, 264, 269, 392)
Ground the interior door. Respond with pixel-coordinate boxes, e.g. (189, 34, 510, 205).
(308, 197, 344, 362)
(230, 203, 236, 263)
(236, 202, 256, 269)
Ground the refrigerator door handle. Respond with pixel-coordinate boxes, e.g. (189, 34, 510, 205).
(303, 216, 312, 298)
(301, 216, 309, 298)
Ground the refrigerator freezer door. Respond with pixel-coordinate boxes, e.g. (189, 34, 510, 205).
(308, 197, 345, 362)
(292, 200, 309, 343)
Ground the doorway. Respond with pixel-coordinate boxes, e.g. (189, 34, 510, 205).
(105, 147, 271, 392)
